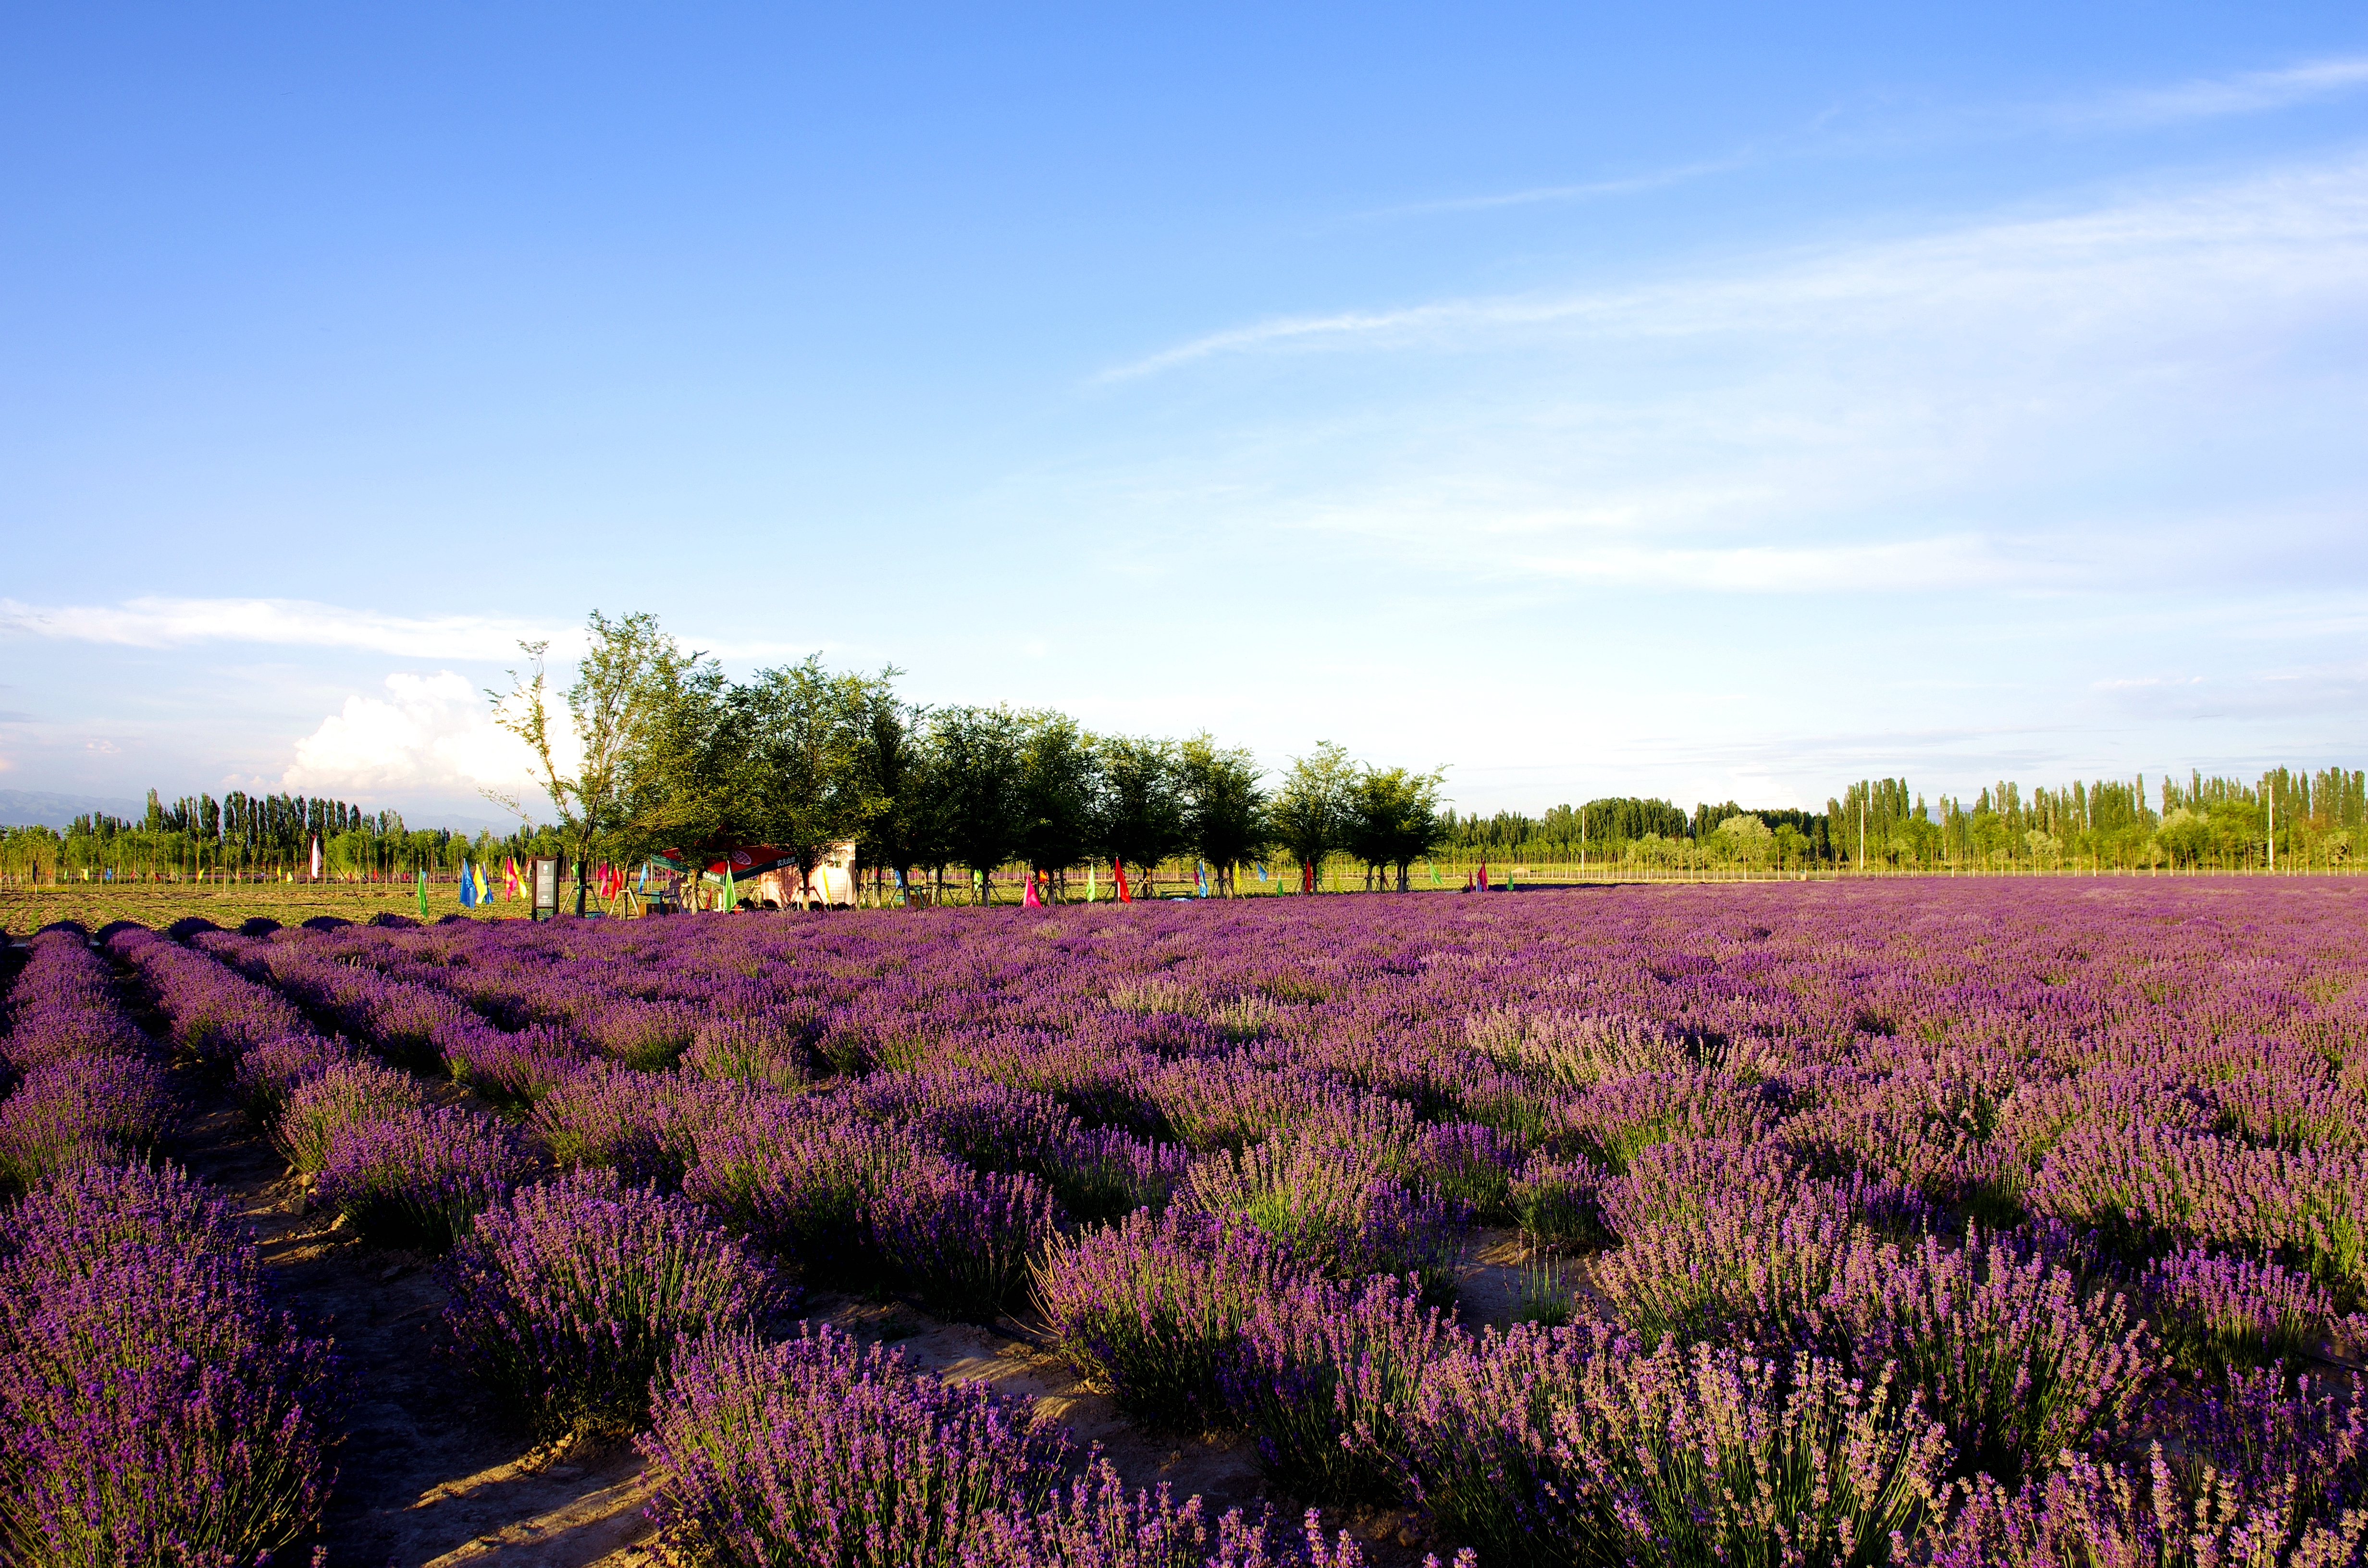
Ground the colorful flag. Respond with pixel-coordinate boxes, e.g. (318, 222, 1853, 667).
(1196, 860, 1208, 898)
(504, 857, 519, 899)
(475, 862, 491, 906)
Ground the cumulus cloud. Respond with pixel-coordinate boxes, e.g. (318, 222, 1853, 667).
(0, 597, 572, 661)
(281, 672, 570, 805)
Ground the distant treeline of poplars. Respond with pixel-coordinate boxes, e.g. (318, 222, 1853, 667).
(4, 610, 2361, 886)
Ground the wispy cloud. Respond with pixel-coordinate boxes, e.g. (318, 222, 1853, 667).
(0, 597, 570, 662)
(2066, 55, 2368, 130)
(1103, 151, 2368, 378)
(1325, 55, 2368, 234)
(1358, 156, 1751, 220)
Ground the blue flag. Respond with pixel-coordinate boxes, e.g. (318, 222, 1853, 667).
(458, 859, 477, 908)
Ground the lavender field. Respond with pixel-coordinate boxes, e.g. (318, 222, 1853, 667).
(3, 880, 2367, 1565)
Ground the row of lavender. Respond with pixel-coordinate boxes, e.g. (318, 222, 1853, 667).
(0, 926, 336, 1564)
(86, 917, 1404, 1567)
(210, 881, 2368, 1563)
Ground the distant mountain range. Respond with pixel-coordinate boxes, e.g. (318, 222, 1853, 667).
(0, 790, 148, 829)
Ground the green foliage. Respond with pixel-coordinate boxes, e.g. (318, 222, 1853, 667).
(1091, 734, 1187, 881)
(1176, 734, 1268, 894)
(1270, 741, 1355, 879)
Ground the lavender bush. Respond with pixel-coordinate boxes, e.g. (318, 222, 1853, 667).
(685, 1099, 938, 1269)
(443, 1167, 778, 1439)
(0, 1162, 340, 1567)
(2142, 1244, 2356, 1374)
(1034, 1207, 1300, 1432)
(272, 1055, 424, 1173)
(314, 1104, 522, 1251)
(873, 1162, 1061, 1321)
(0, 1055, 178, 1197)
(963, 1458, 1393, 1568)
(1400, 1325, 1951, 1568)
(1181, 1139, 1467, 1305)
(1219, 1272, 1448, 1503)
(639, 1323, 1072, 1567)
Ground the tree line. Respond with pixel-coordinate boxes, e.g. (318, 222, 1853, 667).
(488, 612, 1456, 909)
(0, 788, 567, 884)
(8, 607, 2360, 892)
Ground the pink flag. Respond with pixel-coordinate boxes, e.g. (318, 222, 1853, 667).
(1023, 874, 1042, 907)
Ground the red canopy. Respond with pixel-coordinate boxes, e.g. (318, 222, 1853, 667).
(697, 844, 797, 879)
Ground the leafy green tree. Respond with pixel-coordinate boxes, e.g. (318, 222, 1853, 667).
(1092, 735, 1186, 894)
(1270, 741, 1355, 892)
(1346, 764, 1449, 891)
(487, 610, 703, 914)
(1177, 733, 1267, 895)
(928, 706, 1027, 904)
(723, 657, 890, 905)
(1018, 712, 1099, 895)
(846, 686, 926, 895)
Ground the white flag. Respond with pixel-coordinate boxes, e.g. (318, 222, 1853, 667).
(309, 835, 321, 879)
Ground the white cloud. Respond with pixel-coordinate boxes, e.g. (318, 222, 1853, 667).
(1108, 153, 2368, 378)
(282, 672, 570, 808)
(2071, 56, 2368, 129)
(1068, 150, 2368, 606)
(0, 596, 572, 661)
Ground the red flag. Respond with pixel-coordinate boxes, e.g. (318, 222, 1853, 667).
(1113, 859, 1131, 904)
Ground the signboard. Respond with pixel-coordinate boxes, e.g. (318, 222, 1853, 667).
(529, 856, 564, 920)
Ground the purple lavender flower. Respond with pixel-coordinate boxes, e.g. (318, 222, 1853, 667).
(2142, 1243, 2350, 1374)
(272, 1056, 424, 1174)
(0, 1161, 341, 1566)
(873, 1162, 1061, 1322)
(442, 1167, 778, 1439)
(110, 929, 314, 1069)
(683, 1098, 937, 1270)
(686, 1014, 814, 1088)
(314, 1105, 522, 1252)
(1033, 1207, 1300, 1433)
(963, 1457, 1385, 1568)
(444, 1022, 595, 1114)
(1220, 1272, 1448, 1504)
(1181, 1139, 1467, 1306)
(1400, 1325, 1950, 1567)
(638, 1323, 1073, 1567)
(0, 1055, 178, 1196)
(231, 1033, 357, 1129)
(528, 1061, 773, 1186)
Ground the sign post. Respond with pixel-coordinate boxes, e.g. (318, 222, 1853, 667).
(528, 856, 563, 921)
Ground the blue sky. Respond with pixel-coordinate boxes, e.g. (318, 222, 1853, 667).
(4, 3, 2365, 826)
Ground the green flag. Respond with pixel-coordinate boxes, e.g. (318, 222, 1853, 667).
(721, 864, 738, 912)
(1429, 860, 1439, 886)
(416, 868, 427, 918)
